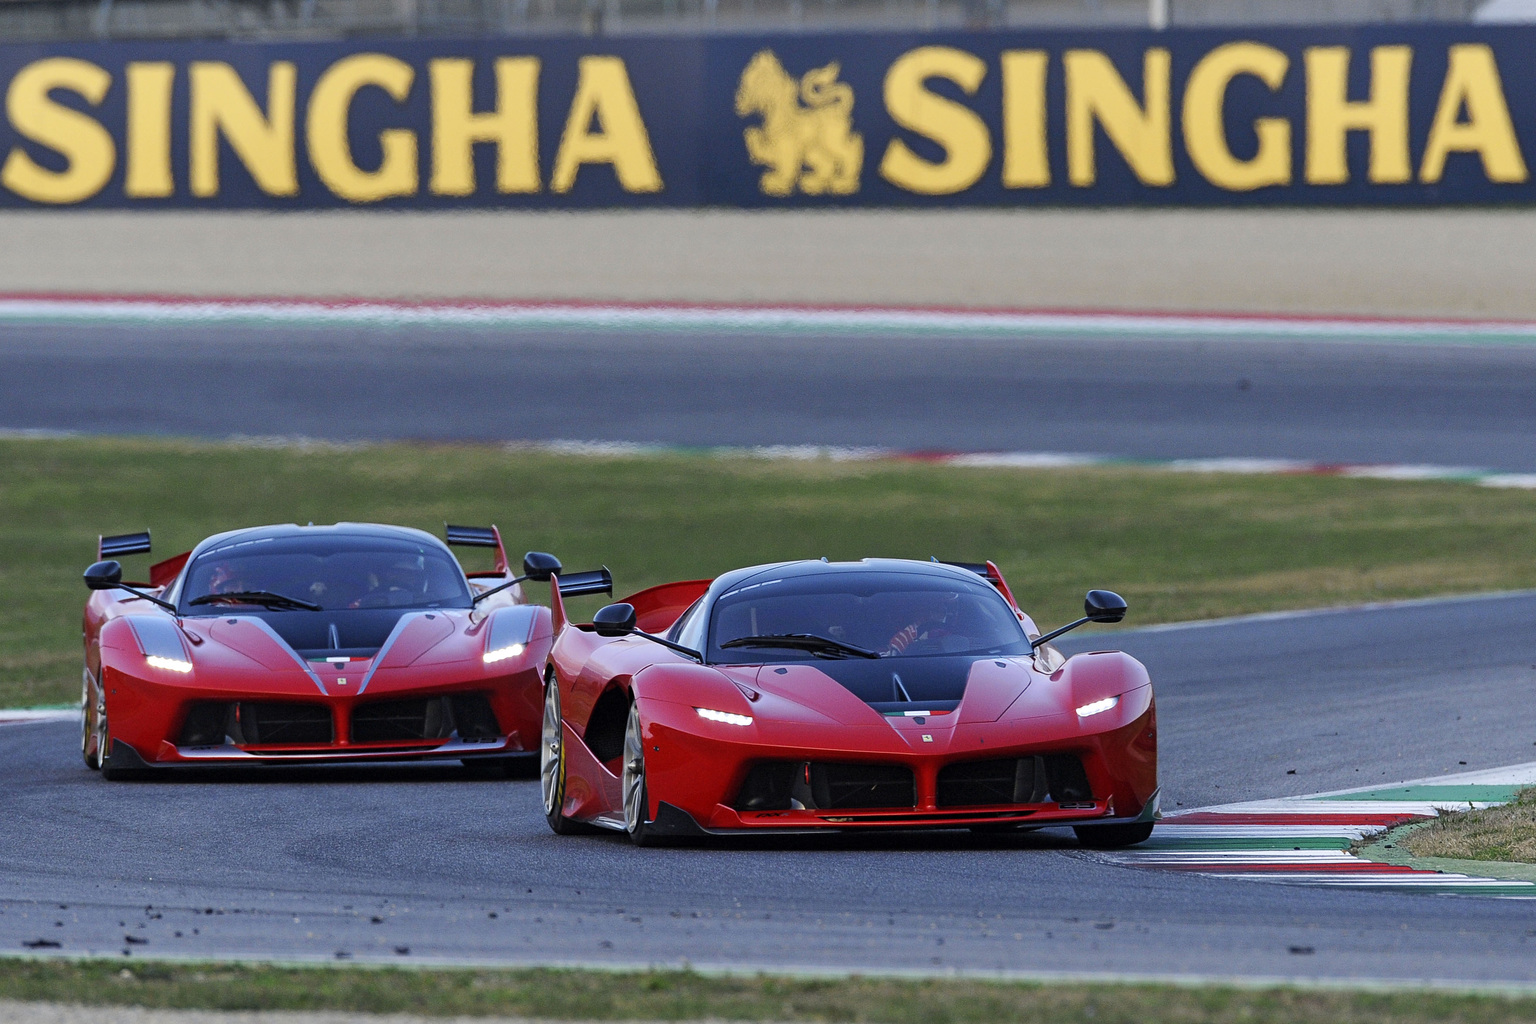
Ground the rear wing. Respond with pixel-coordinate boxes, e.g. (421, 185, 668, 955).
(97, 530, 167, 589)
(557, 568, 613, 598)
(445, 523, 510, 577)
(99, 531, 151, 560)
(935, 557, 1019, 609)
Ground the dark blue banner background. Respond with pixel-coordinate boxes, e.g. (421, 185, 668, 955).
(1, 26, 1532, 207)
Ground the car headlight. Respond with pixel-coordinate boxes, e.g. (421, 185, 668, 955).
(1075, 696, 1119, 717)
(483, 642, 526, 664)
(695, 707, 752, 727)
(145, 655, 193, 673)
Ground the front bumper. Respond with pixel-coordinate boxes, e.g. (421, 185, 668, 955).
(100, 662, 543, 767)
(629, 691, 1159, 834)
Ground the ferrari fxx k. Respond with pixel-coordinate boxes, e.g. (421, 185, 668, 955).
(80, 523, 610, 779)
(541, 558, 1157, 847)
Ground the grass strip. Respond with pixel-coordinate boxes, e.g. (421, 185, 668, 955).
(1397, 787, 1536, 865)
(4, 959, 1536, 1022)
(9, 435, 1536, 709)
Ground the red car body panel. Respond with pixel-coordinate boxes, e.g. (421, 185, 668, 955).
(547, 559, 1158, 836)
(82, 524, 553, 771)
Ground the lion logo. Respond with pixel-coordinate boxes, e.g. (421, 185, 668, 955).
(735, 50, 863, 197)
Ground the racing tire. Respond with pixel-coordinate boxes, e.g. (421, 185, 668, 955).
(81, 669, 101, 771)
(621, 700, 666, 847)
(1072, 822, 1154, 849)
(540, 676, 601, 835)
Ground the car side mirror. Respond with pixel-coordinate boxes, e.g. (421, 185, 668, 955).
(84, 560, 123, 591)
(1085, 589, 1128, 623)
(592, 603, 637, 637)
(522, 551, 563, 581)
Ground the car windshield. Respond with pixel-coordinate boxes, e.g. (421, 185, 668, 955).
(181, 533, 471, 613)
(708, 570, 1030, 664)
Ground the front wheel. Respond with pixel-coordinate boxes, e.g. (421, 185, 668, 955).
(540, 676, 600, 835)
(1073, 822, 1154, 849)
(622, 701, 665, 847)
(80, 669, 101, 770)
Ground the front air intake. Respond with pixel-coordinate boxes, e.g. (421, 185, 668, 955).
(937, 757, 1050, 807)
(179, 702, 335, 746)
(172, 702, 334, 746)
(936, 754, 1093, 807)
(350, 695, 500, 743)
(1042, 753, 1094, 803)
(734, 761, 915, 811)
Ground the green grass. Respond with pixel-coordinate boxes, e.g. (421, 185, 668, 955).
(3, 960, 1536, 1022)
(8, 435, 1536, 709)
(1399, 787, 1536, 864)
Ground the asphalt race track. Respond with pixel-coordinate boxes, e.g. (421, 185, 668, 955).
(5, 322, 1536, 470)
(4, 593, 1535, 984)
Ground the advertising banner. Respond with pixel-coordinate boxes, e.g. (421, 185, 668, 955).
(1, 26, 1532, 208)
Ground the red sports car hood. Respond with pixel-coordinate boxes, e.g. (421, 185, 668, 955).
(733, 656, 1034, 727)
(192, 609, 472, 685)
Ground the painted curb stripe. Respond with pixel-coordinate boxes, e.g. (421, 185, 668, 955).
(1320, 785, 1523, 803)
(1100, 763, 1536, 897)
(5, 292, 1536, 343)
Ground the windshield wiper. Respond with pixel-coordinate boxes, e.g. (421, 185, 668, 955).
(188, 590, 322, 612)
(719, 633, 880, 659)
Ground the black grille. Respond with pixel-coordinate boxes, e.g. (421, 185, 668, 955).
(179, 702, 232, 746)
(813, 763, 914, 808)
(735, 762, 799, 811)
(935, 754, 1093, 807)
(1043, 753, 1094, 803)
(937, 757, 1049, 807)
(221, 702, 333, 745)
(350, 695, 500, 743)
(733, 761, 914, 811)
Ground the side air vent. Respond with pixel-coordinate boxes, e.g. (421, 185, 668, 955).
(734, 761, 915, 811)
(350, 695, 500, 743)
(179, 702, 334, 746)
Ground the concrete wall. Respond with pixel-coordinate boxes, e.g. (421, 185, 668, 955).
(2, 209, 1530, 318)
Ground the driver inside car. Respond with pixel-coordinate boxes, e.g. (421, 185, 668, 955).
(885, 591, 959, 655)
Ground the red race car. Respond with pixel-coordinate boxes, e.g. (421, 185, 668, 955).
(80, 523, 609, 779)
(540, 558, 1158, 847)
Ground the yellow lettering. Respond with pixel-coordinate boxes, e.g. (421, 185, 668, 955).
(125, 62, 174, 198)
(1181, 42, 1291, 191)
(1, 58, 115, 205)
(306, 54, 417, 203)
(1001, 50, 1049, 189)
(189, 61, 297, 198)
(430, 57, 540, 196)
(1304, 45, 1411, 185)
(1420, 43, 1528, 184)
(879, 46, 991, 195)
(1064, 49, 1173, 187)
(550, 56, 661, 194)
